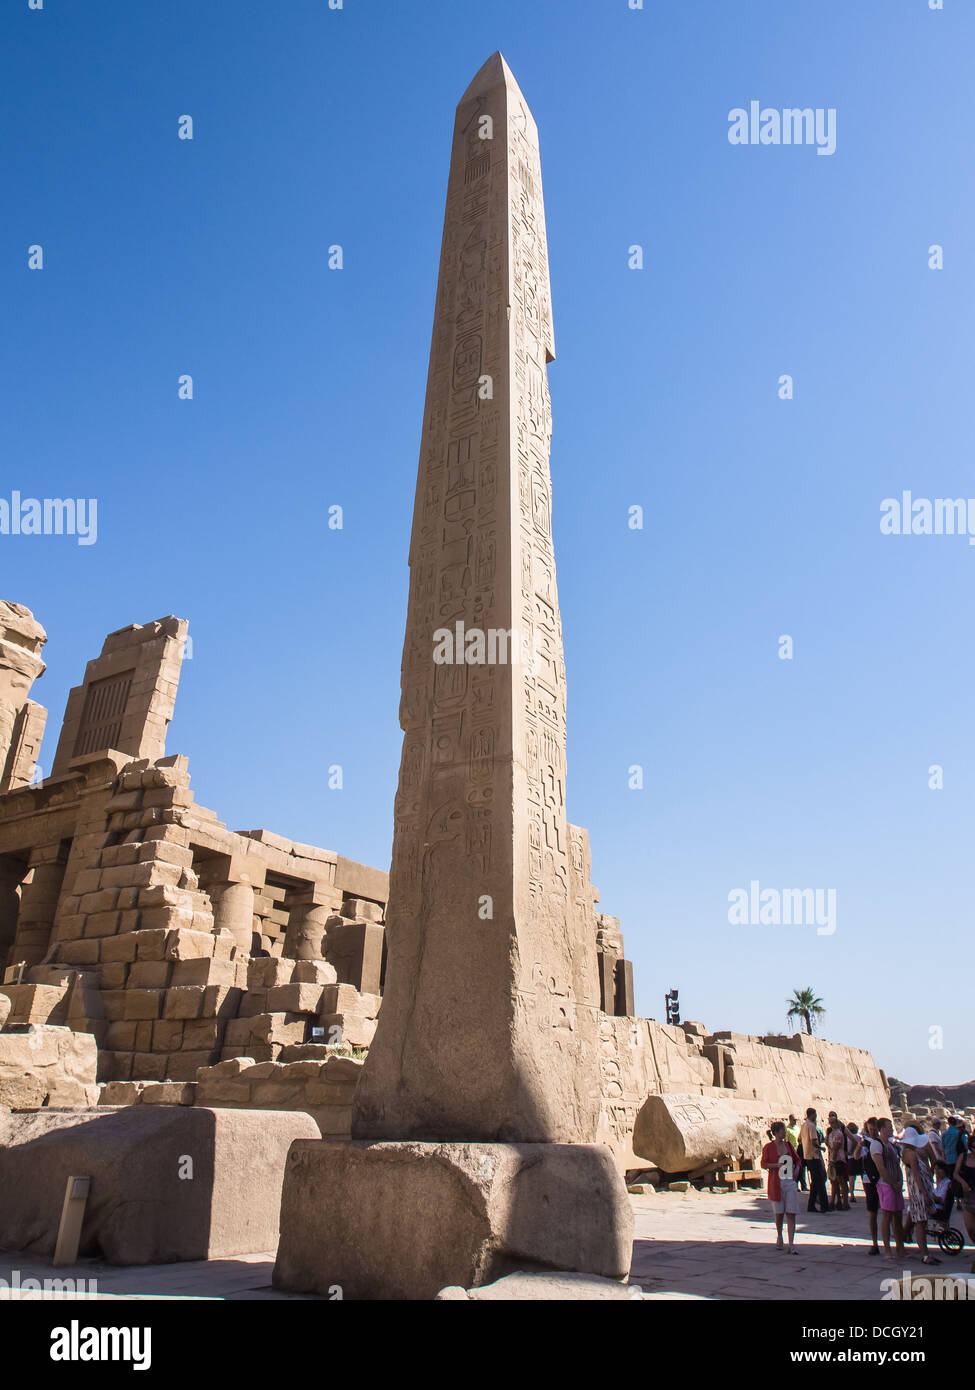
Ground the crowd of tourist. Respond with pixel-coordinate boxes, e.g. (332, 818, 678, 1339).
(760, 1107, 974, 1258)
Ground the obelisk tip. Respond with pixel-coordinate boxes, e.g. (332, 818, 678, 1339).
(459, 51, 520, 104)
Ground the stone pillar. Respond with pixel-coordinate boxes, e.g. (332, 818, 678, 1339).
(212, 881, 255, 956)
(284, 899, 333, 962)
(352, 51, 601, 1147)
(275, 54, 632, 1301)
(614, 959, 634, 1017)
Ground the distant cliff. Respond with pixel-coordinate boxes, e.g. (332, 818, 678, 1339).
(902, 1080, 975, 1110)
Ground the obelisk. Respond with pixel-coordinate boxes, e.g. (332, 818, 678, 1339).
(353, 51, 601, 1144)
(274, 56, 632, 1298)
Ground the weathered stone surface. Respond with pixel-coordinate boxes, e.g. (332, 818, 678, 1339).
(0, 1105, 318, 1264)
(0, 1025, 99, 1109)
(352, 51, 601, 1147)
(437, 1270, 637, 1301)
(273, 1140, 632, 1300)
(632, 1093, 766, 1172)
(0, 994, 9, 1030)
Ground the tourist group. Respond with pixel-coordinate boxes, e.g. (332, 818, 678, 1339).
(761, 1110, 974, 1259)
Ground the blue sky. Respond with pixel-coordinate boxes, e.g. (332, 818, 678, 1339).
(2, 0, 971, 1087)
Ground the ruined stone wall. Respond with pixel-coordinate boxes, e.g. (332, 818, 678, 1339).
(597, 1016, 890, 1171)
(99, 1052, 363, 1137)
(0, 748, 389, 1085)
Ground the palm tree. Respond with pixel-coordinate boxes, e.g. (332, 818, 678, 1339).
(786, 987, 825, 1036)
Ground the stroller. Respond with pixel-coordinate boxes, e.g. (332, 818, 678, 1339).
(929, 1178, 965, 1255)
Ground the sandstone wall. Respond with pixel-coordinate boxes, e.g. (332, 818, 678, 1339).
(597, 1017, 890, 1171)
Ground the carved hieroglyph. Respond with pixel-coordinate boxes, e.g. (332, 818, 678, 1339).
(353, 53, 601, 1143)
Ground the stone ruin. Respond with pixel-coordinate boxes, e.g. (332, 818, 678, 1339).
(0, 54, 895, 1296)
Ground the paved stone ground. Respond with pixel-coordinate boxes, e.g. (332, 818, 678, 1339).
(1, 1188, 970, 1300)
(629, 1188, 973, 1301)
(0, 1250, 316, 1300)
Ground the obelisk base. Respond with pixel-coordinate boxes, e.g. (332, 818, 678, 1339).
(273, 1140, 634, 1301)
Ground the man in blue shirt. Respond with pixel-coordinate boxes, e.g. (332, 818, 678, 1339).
(942, 1116, 969, 1166)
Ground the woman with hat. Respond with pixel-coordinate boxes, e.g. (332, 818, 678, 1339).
(899, 1117, 940, 1264)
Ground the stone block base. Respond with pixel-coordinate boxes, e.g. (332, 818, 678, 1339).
(273, 1140, 633, 1300)
(0, 1105, 318, 1264)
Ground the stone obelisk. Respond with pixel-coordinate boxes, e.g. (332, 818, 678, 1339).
(353, 51, 601, 1144)
(275, 56, 631, 1299)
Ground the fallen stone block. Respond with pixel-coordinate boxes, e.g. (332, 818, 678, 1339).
(0, 1105, 319, 1264)
(631, 1093, 765, 1172)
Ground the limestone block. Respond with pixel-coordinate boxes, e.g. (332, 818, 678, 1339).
(266, 983, 324, 1015)
(98, 962, 129, 990)
(304, 1080, 357, 1106)
(323, 1056, 364, 1084)
(199, 1057, 256, 1078)
(200, 985, 242, 1018)
(274, 1141, 633, 1301)
(171, 956, 235, 988)
(0, 1026, 99, 1109)
(252, 1081, 305, 1106)
(100, 934, 139, 964)
(234, 1014, 306, 1048)
(127, 960, 172, 990)
(181, 1019, 221, 1050)
(99, 1081, 146, 1106)
(196, 1079, 252, 1104)
(0, 983, 70, 1026)
(291, 960, 338, 986)
(0, 1106, 319, 1264)
(137, 841, 194, 868)
(632, 1093, 766, 1171)
(123, 989, 163, 1021)
(79, 890, 119, 915)
(278, 1043, 331, 1062)
(340, 898, 384, 923)
(320, 1012, 377, 1048)
(139, 906, 193, 933)
(164, 927, 215, 961)
(0, 994, 9, 1030)
(131, 1052, 168, 1082)
(140, 1082, 196, 1106)
(59, 939, 101, 965)
(164, 1051, 217, 1082)
(133, 929, 176, 961)
(247, 959, 293, 990)
(163, 986, 205, 1020)
(151, 1018, 185, 1052)
(105, 1021, 140, 1051)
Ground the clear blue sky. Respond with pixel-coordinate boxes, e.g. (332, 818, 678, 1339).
(3, 0, 972, 1087)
